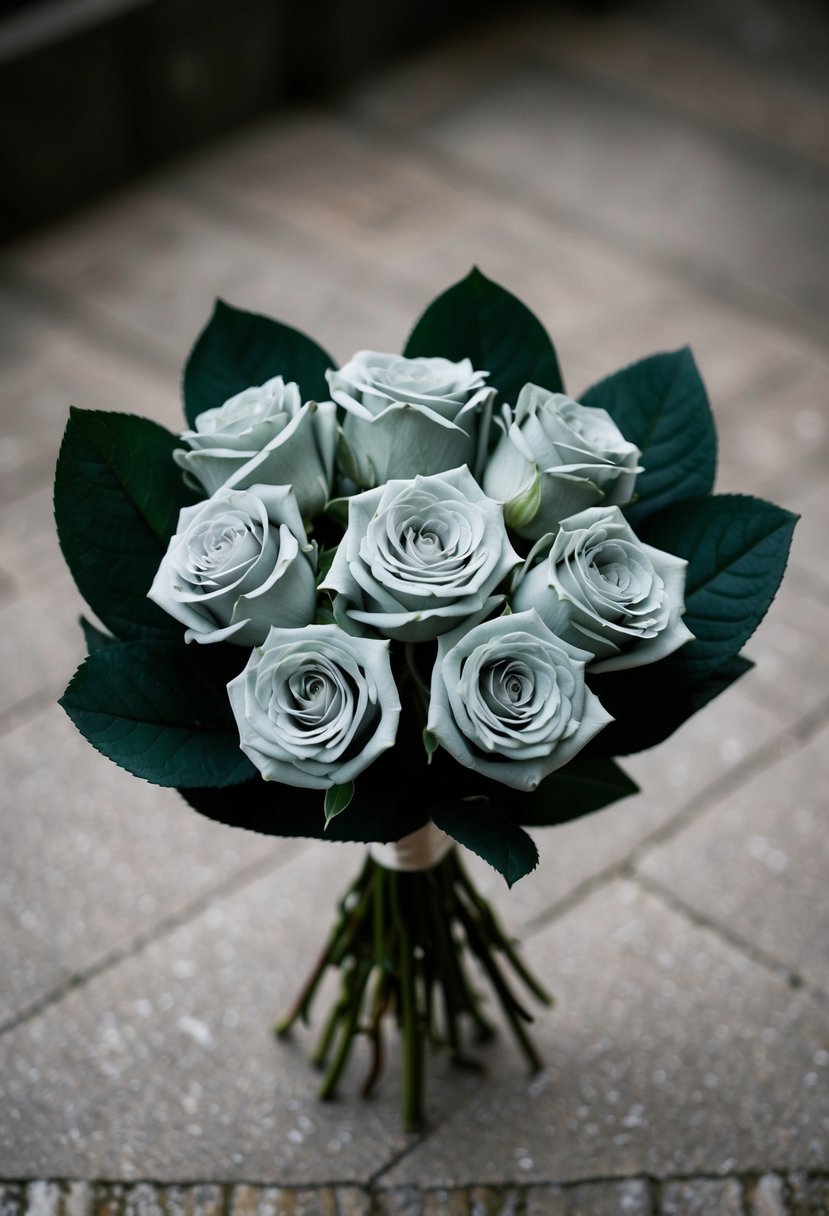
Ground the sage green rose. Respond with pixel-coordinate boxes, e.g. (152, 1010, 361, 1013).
(427, 609, 612, 790)
(227, 624, 401, 790)
(327, 351, 494, 487)
(512, 506, 693, 671)
(484, 384, 641, 537)
(322, 465, 520, 643)
(174, 376, 336, 519)
(148, 483, 316, 645)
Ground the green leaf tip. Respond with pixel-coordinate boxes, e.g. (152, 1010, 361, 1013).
(432, 800, 539, 887)
(183, 298, 335, 427)
(422, 729, 439, 763)
(405, 268, 563, 403)
(582, 347, 717, 526)
(324, 782, 355, 826)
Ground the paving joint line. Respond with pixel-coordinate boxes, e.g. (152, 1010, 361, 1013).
(2, 1168, 828, 1191)
(521, 691, 829, 944)
(5, 640, 827, 1044)
(630, 869, 828, 1003)
(364, 1135, 429, 1192)
(629, 692, 829, 860)
(0, 838, 310, 1039)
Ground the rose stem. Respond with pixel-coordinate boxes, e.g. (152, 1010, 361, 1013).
(318, 958, 373, 1100)
(275, 855, 374, 1035)
(393, 872, 425, 1132)
(452, 854, 553, 1007)
(455, 891, 535, 1023)
(373, 863, 386, 966)
(274, 937, 335, 1036)
(361, 968, 390, 1099)
(412, 877, 439, 1049)
(428, 870, 475, 1061)
(331, 869, 376, 965)
(451, 894, 544, 1074)
(437, 861, 497, 1043)
(311, 990, 350, 1069)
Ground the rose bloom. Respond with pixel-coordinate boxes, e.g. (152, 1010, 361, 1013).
(227, 624, 401, 790)
(174, 376, 336, 519)
(322, 465, 520, 643)
(427, 609, 612, 790)
(327, 351, 494, 487)
(512, 506, 693, 671)
(148, 484, 316, 645)
(484, 384, 641, 537)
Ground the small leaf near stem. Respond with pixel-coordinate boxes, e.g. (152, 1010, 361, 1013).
(422, 729, 439, 763)
(325, 782, 354, 827)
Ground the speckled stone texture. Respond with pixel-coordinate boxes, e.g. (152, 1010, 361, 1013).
(1, 1, 828, 1206)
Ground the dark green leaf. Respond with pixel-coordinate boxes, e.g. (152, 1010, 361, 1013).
(54, 409, 197, 640)
(183, 299, 334, 426)
(179, 777, 430, 844)
(585, 652, 755, 756)
(324, 782, 354, 826)
(640, 494, 797, 673)
(432, 798, 538, 887)
(60, 640, 254, 788)
(581, 349, 716, 525)
(80, 617, 117, 652)
(404, 268, 563, 403)
(515, 758, 639, 826)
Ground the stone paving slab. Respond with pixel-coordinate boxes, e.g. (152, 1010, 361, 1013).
(0, 286, 178, 507)
(659, 1178, 745, 1215)
(0, 585, 76, 727)
(5, 181, 417, 372)
(782, 481, 828, 599)
(467, 680, 783, 929)
(728, 576, 829, 728)
(380, 881, 829, 1188)
(407, 62, 829, 324)
(0, 485, 75, 598)
(637, 721, 829, 993)
(187, 105, 824, 415)
(1, 4, 827, 1202)
(0, 706, 291, 1028)
(532, 14, 829, 169)
(177, 113, 675, 356)
(713, 353, 829, 500)
(19, 845, 825, 1187)
(0, 913, 70, 1030)
(0, 844, 419, 1182)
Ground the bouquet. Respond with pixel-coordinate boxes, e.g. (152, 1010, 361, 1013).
(54, 269, 796, 1129)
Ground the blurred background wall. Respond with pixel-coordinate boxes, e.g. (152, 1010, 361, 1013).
(0, 0, 500, 239)
(2, 0, 828, 242)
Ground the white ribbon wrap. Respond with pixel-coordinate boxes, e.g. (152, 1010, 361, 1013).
(369, 821, 454, 872)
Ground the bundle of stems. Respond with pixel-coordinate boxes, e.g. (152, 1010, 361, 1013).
(276, 847, 552, 1131)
